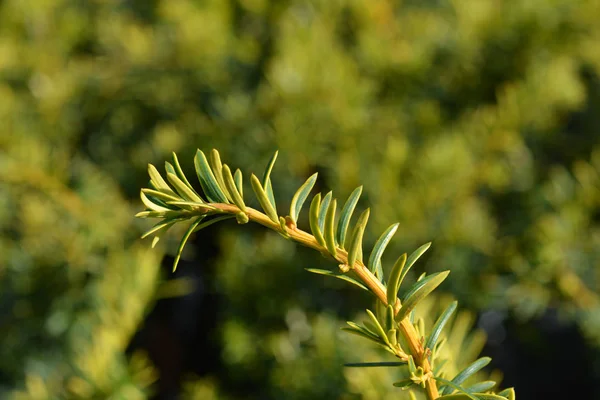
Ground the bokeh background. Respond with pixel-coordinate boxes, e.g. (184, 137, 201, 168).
(2, 0, 600, 399)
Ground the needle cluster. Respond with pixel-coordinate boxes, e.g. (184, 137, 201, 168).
(136, 149, 516, 400)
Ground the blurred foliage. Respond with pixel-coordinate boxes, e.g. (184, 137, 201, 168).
(0, 150, 163, 397)
(1, 0, 600, 398)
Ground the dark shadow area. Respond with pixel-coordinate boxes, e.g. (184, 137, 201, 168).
(481, 309, 597, 399)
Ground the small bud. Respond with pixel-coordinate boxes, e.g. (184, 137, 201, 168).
(279, 217, 291, 238)
(284, 215, 296, 230)
(339, 263, 351, 273)
(235, 212, 249, 224)
(409, 367, 432, 388)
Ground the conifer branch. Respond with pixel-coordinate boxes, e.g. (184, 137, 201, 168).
(136, 149, 515, 400)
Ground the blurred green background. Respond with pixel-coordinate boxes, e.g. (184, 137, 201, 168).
(1, 0, 600, 399)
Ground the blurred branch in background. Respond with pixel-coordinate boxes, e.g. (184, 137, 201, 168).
(1, 0, 600, 398)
